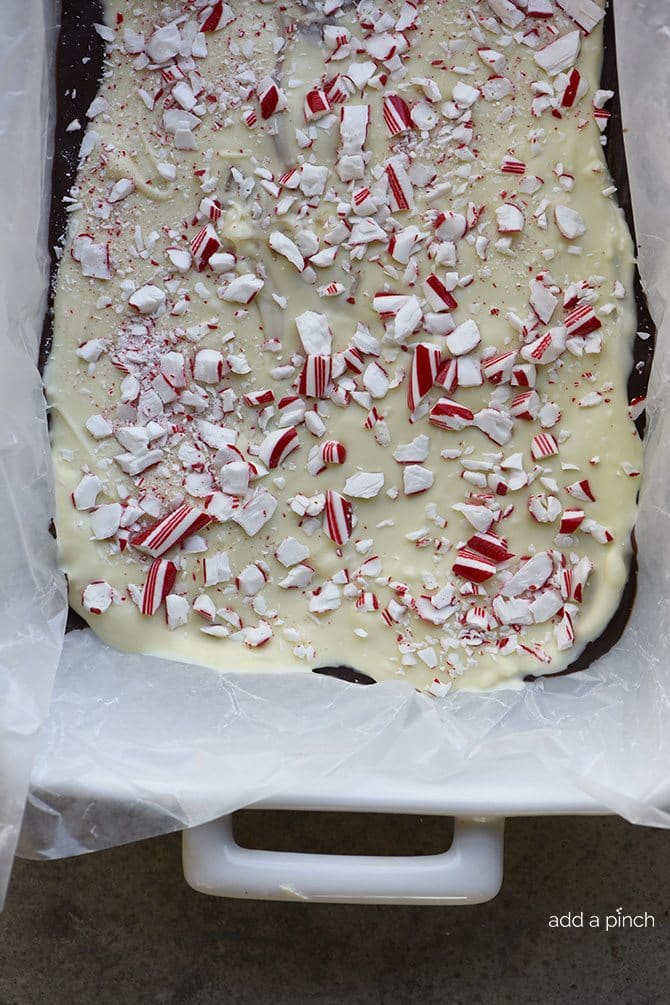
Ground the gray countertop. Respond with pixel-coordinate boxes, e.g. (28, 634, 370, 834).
(1, 813, 668, 1004)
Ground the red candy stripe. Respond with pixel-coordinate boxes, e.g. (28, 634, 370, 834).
(190, 224, 221, 271)
(131, 504, 212, 558)
(324, 490, 353, 546)
(140, 559, 177, 616)
(298, 355, 332, 398)
(383, 94, 413, 136)
(407, 342, 441, 412)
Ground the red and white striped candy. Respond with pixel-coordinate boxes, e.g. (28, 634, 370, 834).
(559, 509, 585, 534)
(556, 0, 604, 33)
(467, 201, 485, 231)
(190, 224, 221, 271)
(429, 398, 474, 431)
(467, 531, 513, 564)
(200, 2, 235, 32)
(383, 94, 413, 136)
(324, 490, 353, 546)
(566, 479, 596, 502)
(321, 440, 346, 465)
(434, 211, 466, 241)
(564, 302, 602, 338)
(560, 556, 593, 602)
(452, 548, 497, 584)
(423, 274, 458, 312)
(140, 559, 177, 616)
(388, 227, 421, 264)
(258, 76, 285, 119)
(501, 155, 525, 175)
(298, 355, 332, 398)
(555, 609, 575, 651)
(396, 0, 419, 30)
(199, 196, 222, 223)
(309, 439, 346, 475)
(258, 427, 300, 469)
(325, 74, 353, 105)
(510, 389, 540, 420)
(559, 67, 583, 107)
(521, 326, 566, 365)
(343, 346, 365, 374)
(372, 292, 414, 318)
(483, 350, 516, 385)
(531, 433, 559, 459)
(323, 23, 351, 50)
(319, 282, 345, 298)
(351, 187, 376, 216)
(385, 158, 413, 212)
(244, 388, 275, 408)
(435, 358, 458, 394)
(278, 167, 299, 189)
(356, 592, 379, 612)
(407, 342, 441, 412)
(131, 504, 212, 558)
(594, 108, 610, 132)
(511, 363, 536, 387)
(304, 88, 331, 122)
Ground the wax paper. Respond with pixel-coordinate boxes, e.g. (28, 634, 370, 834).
(6, 0, 670, 881)
(0, 1, 66, 902)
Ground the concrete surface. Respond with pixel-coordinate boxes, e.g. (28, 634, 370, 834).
(0, 812, 668, 1004)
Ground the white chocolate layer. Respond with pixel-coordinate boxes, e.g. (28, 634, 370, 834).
(46, 0, 642, 689)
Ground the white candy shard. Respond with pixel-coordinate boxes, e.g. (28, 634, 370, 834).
(166, 594, 190, 630)
(555, 204, 586, 239)
(403, 465, 434, 495)
(446, 320, 481, 357)
(275, 537, 311, 568)
(295, 311, 332, 354)
(82, 581, 115, 615)
(204, 551, 232, 586)
(501, 553, 553, 597)
(343, 472, 385, 499)
(129, 284, 166, 314)
(269, 231, 305, 271)
(534, 31, 581, 77)
(90, 503, 122, 540)
(72, 473, 104, 510)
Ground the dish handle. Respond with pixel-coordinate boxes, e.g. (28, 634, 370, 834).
(181, 814, 505, 905)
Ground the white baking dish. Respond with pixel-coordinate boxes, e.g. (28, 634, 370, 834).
(25, 748, 608, 904)
(7, 1, 670, 908)
(180, 759, 604, 904)
(23, 660, 611, 905)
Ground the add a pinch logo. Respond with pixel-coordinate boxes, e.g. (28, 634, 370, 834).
(548, 910, 656, 930)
